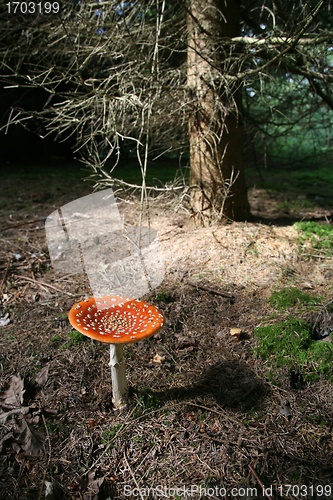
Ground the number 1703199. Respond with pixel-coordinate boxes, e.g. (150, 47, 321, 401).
(6, 2, 60, 15)
(277, 484, 332, 497)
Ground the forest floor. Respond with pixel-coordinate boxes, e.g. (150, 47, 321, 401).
(0, 162, 333, 499)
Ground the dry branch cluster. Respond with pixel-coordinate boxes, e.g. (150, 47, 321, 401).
(0, 0, 332, 195)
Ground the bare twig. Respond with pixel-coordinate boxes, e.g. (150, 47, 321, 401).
(14, 275, 75, 296)
(1, 218, 47, 232)
(186, 402, 243, 427)
(37, 413, 52, 500)
(0, 259, 10, 295)
(249, 464, 274, 500)
(188, 281, 235, 300)
(123, 450, 145, 500)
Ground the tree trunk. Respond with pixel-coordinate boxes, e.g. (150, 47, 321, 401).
(187, 0, 251, 222)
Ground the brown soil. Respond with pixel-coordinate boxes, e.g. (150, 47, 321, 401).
(0, 165, 333, 499)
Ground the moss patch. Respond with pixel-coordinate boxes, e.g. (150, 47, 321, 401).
(294, 221, 333, 258)
(270, 287, 319, 310)
(254, 317, 333, 383)
(62, 330, 89, 348)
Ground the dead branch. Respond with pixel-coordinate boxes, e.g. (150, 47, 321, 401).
(188, 281, 235, 300)
(14, 275, 75, 296)
(249, 464, 274, 500)
(0, 218, 47, 232)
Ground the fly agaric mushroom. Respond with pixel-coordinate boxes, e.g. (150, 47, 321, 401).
(68, 295, 165, 410)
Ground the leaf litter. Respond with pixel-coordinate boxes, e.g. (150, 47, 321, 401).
(0, 170, 333, 498)
(0, 370, 49, 459)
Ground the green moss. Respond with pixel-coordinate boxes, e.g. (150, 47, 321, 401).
(50, 334, 62, 346)
(254, 318, 333, 383)
(135, 389, 161, 410)
(156, 291, 173, 303)
(309, 341, 333, 378)
(62, 330, 88, 349)
(102, 424, 122, 444)
(294, 221, 333, 258)
(270, 287, 319, 310)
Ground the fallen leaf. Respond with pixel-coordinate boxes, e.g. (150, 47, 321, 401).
(35, 365, 49, 388)
(0, 375, 45, 459)
(0, 407, 29, 423)
(0, 375, 25, 407)
(13, 418, 45, 459)
(0, 431, 14, 453)
(83, 471, 105, 500)
(0, 415, 44, 459)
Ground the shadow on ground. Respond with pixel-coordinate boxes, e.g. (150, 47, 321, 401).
(153, 359, 268, 412)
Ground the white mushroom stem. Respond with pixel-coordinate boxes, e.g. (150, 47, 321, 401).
(109, 344, 128, 410)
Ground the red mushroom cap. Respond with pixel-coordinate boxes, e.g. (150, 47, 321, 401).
(68, 295, 165, 344)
